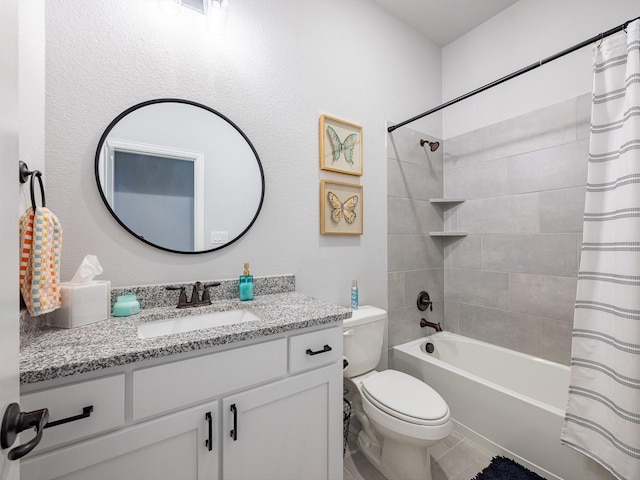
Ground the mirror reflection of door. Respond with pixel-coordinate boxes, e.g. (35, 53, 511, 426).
(96, 100, 265, 253)
(107, 140, 204, 251)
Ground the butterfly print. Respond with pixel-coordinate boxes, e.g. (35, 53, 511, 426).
(327, 125, 358, 164)
(328, 191, 358, 224)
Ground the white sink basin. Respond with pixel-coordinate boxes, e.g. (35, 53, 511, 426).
(137, 310, 260, 339)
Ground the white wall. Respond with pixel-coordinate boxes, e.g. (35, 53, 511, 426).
(18, 0, 45, 214)
(41, 0, 441, 307)
(442, 0, 639, 138)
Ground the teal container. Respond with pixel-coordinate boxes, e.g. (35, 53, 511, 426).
(239, 276, 254, 301)
(239, 262, 254, 301)
(112, 294, 140, 317)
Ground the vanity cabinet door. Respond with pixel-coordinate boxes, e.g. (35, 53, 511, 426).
(222, 363, 342, 480)
(21, 402, 218, 480)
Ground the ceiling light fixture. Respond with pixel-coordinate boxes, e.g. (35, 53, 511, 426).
(157, 0, 182, 16)
(204, 0, 229, 35)
(158, 0, 229, 34)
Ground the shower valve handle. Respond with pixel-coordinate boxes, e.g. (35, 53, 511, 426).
(417, 291, 433, 311)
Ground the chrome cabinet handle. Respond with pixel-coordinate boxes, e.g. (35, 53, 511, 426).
(306, 345, 332, 356)
(1, 403, 49, 461)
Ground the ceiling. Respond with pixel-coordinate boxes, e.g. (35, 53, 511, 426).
(371, 0, 519, 46)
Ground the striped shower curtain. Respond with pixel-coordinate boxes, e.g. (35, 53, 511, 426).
(561, 19, 640, 480)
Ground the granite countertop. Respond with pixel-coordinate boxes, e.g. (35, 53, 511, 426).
(20, 292, 351, 385)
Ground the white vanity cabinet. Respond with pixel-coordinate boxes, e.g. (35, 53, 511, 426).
(21, 401, 218, 480)
(19, 324, 343, 480)
(222, 327, 343, 480)
(222, 364, 342, 480)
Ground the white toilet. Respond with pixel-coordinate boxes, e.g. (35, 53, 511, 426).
(343, 306, 452, 480)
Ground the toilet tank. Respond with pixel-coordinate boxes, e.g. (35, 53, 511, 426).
(343, 306, 387, 378)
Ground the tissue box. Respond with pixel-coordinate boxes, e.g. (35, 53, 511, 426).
(48, 281, 111, 328)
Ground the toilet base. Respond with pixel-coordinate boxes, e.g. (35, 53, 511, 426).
(357, 430, 433, 480)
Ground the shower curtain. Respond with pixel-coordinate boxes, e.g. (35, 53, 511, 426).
(561, 19, 640, 480)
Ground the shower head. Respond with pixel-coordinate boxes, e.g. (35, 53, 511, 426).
(420, 139, 440, 152)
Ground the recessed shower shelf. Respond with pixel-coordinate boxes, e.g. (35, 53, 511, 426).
(429, 232, 468, 237)
(430, 198, 466, 237)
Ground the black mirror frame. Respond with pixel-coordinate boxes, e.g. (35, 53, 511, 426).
(94, 98, 265, 254)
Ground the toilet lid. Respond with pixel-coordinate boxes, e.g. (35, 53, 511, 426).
(361, 370, 449, 426)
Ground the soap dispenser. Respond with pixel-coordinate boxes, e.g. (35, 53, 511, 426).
(239, 262, 254, 301)
(351, 280, 358, 309)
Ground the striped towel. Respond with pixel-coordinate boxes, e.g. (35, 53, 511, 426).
(19, 206, 63, 316)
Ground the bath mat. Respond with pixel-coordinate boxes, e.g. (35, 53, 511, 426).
(472, 456, 546, 480)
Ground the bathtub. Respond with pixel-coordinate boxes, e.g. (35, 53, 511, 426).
(392, 332, 613, 480)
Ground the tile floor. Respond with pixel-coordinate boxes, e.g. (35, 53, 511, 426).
(343, 426, 494, 480)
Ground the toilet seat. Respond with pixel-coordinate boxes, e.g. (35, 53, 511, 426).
(361, 370, 449, 426)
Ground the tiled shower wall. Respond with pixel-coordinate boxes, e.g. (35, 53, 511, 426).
(443, 94, 590, 364)
(387, 127, 445, 347)
(387, 93, 591, 365)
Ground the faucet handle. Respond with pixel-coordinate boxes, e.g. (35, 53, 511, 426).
(417, 291, 433, 311)
(166, 286, 188, 308)
(200, 282, 221, 305)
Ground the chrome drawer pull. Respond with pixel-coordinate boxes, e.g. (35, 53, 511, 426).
(44, 406, 93, 429)
(305, 345, 332, 356)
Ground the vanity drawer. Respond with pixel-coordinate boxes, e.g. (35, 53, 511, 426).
(132, 338, 287, 420)
(289, 326, 342, 373)
(21, 374, 125, 453)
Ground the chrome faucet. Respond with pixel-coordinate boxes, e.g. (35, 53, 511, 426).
(420, 318, 442, 332)
(166, 281, 221, 308)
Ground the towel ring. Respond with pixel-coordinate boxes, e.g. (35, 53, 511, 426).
(30, 171, 46, 209)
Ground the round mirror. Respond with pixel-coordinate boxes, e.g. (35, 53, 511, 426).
(95, 99, 265, 254)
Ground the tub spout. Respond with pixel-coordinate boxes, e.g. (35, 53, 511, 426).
(420, 318, 442, 332)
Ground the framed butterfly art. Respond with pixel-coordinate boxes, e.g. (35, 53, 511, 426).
(319, 114, 363, 176)
(320, 180, 363, 235)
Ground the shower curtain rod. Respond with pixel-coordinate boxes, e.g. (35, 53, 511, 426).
(387, 16, 640, 133)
